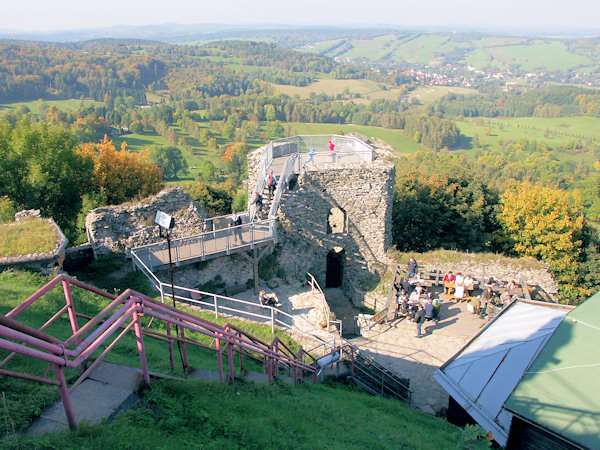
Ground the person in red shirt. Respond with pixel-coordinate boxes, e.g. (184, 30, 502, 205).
(443, 271, 455, 294)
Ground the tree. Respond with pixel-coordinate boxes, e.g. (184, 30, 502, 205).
(497, 182, 589, 302)
(188, 180, 234, 216)
(77, 136, 164, 205)
(392, 164, 499, 253)
(149, 146, 188, 179)
(0, 118, 93, 238)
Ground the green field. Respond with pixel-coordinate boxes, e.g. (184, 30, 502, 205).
(288, 122, 427, 154)
(0, 98, 104, 114)
(455, 116, 600, 163)
(272, 78, 403, 101)
(300, 33, 600, 74)
(409, 86, 478, 103)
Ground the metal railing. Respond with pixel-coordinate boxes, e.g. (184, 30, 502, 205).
(130, 219, 277, 270)
(268, 153, 299, 219)
(130, 253, 412, 403)
(131, 251, 340, 354)
(0, 274, 329, 430)
(252, 135, 374, 206)
(307, 273, 342, 336)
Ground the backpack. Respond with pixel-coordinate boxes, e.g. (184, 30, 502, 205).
(235, 216, 242, 226)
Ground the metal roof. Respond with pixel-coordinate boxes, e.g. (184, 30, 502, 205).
(505, 291, 600, 449)
(434, 301, 570, 446)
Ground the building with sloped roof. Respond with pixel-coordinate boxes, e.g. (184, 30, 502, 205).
(504, 292, 600, 449)
(433, 299, 575, 447)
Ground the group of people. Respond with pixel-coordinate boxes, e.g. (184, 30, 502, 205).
(442, 271, 477, 300)
(442, 271, 521, 319)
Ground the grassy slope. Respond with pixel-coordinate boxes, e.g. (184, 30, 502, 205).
(0, 99, 103, 114)
(455, 116, 600, 163)
(301, 34, 600, 74)
(0, 271, 483, 449)
(16, 379, 476, 449)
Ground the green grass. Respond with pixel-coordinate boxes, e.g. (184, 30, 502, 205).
(409, 86, 478, 104)
(0, 98, 103, 115)
(0, 218, 59, 257)
(454, 116, 600, 163)
(13, 377, 482, 449)
(272, 78, 403, 102)
(387, 248, 548, 270)
(0, 270, 296, 436)
(112, 131, 172, 153)
(287, 122, 427, 154)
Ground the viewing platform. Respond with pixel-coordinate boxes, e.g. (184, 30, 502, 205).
(131, 135, 375, 271)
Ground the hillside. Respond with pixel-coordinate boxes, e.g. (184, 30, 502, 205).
(0, 271, 489, 449)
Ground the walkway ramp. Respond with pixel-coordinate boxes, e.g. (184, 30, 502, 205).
(26, 361, 140, 437)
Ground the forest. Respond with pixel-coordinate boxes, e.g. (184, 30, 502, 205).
(0, 37, 599, 303)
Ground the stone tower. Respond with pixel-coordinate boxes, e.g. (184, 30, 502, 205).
(248, 143, 395, 302)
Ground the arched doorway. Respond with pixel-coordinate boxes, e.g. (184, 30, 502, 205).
(326, 247, 345, 288)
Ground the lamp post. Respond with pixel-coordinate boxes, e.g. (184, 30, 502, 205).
(155, 211, 187, 373)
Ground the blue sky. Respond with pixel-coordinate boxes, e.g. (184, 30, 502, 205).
(2, 0, 599, 31)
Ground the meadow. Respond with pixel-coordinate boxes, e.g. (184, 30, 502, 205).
(454, 116, 600, 163)
(408, 85, 478, 103)
(0, 98, 103, 114)
(301, 33, 600, 74)
(271, 78, 403, 101)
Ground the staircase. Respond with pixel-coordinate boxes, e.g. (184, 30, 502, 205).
(347, 348, 411, 403)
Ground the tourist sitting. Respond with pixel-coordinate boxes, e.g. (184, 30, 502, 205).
(409, 288, 421, 303)
(454, 272, 465, 286)
(443, 271, 455, 294)
(463, 274, 475, 296)
(454, 284, 466, 302)
(507, 280, 517, 291)
(399, 296, 410, 319)
(396, 289, 408, 309)
(468, 295, 481, 314)
(424, 298, 435, 320)
(259, 290, 281, 307)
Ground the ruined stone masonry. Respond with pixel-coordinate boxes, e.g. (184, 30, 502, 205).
(86, 187, 206, 258)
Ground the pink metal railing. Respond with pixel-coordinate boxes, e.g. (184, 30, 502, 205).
(0, 274, 331, 430)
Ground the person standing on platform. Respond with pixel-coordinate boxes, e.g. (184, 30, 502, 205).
(229, 211, 243, 244)
(414, 304, 426, 338)
(304, 147, 315, 167)
(266, 170, 277, 199)
(407, 257, 419, 278)
(328, 140, 336, 162)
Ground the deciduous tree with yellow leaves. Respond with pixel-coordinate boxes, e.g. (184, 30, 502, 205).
(497, 182, 592, 302)
(77, 135, 164, 205)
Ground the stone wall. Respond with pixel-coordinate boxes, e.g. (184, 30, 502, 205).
(63, 244, 94, 272)
(274, 159, 396, 304)
(420, 259, 559, 301)
(86, 187, 207, 258)
(0, 210, 68, 275)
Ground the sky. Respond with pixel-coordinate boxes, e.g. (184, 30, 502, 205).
(2, 0, 599, 32)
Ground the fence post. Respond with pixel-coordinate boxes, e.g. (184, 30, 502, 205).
(53, 363, 77, 429)
(61, 279, 80, 340)
(271, 307, 275, 334)
(214, 295, 219, 318)
(351, 346, 355, 379)
(216, 336, 224, 382)
(274, 339, 279, 379)
(238, 331, 244, 372)
(133, 307, 151, 386)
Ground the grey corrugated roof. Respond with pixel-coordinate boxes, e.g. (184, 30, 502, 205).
(434, 301, 570, 446)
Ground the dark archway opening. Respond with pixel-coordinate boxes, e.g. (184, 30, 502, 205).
(326, 248, 345, 288)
